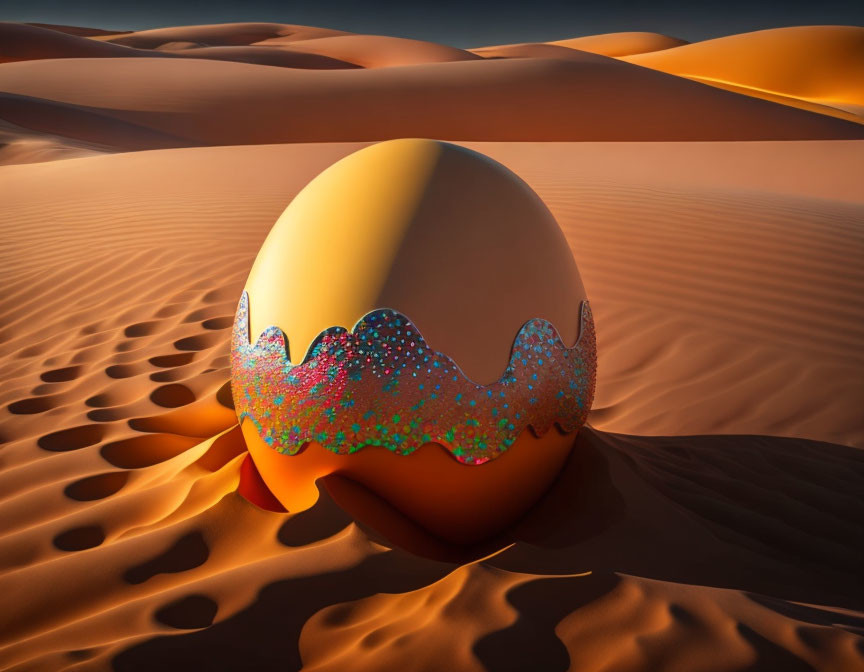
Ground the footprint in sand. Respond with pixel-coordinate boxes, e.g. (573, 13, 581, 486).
(155, 595, 218, 630)
(124, 321, 162, 338)
(40, 365, 82, 383)
(123, 531, 209, 585)
(173, 332, 223, 352)
(7, 395, 63, 414)
(64, 472, 130, 501)
(149, 352, 196, 368)
(53, 525, 105, 552)
(150, 383, 196, 408)
(201, 316, 233, 330)
(101, 434, 200, 468)
(38, 424, 106, 451)
(105, 362, 148, 379)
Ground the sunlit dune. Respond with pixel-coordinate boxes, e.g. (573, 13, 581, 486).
(624, 26, 864, 119)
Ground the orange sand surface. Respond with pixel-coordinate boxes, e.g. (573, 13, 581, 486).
(624, 26, 864, 121)
(471, 31, 688, 57)
(1, 21, 863, 672)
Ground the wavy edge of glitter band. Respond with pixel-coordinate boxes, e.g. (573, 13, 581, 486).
(237, 291, 593, 375)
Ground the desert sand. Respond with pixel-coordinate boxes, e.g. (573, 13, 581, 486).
(0, 20, 862, 672)
(624, 26, 864, 118)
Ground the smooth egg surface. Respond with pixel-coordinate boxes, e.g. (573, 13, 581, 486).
(243, 138, 586, 385)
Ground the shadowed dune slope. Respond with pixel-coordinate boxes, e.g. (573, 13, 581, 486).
(0, 23, 360, 70)
(1, 56, 863, 147)
(263, 34, 482, 67)
(625, 26, 864, 113)
(96, 22, 352, 48)
(169, 46, 360, 69)
(0, 140, 862, 669)
(25, 22, 129, 37)
(0, 22, 152, 63)
(0, 118, 108, 166)
(0, 92, 192, 152)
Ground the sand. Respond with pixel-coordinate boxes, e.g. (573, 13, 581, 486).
(624, 26, 864, 121)
(471, 31, 688, 57)
(0, 21, 862, 672)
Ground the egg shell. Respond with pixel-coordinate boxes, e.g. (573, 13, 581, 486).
(243, 137, 586, 385)
(233, 139, 596, 548)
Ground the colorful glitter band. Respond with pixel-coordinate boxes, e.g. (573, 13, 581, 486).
(231, 292, 596, 465)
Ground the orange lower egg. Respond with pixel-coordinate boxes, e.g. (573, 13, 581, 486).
(241, 422, 575, 545)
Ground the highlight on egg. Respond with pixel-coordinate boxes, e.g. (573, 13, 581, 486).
(231, 138, 597, 548)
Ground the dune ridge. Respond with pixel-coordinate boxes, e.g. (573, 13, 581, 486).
(0, 56, 862, 153)
(263, 34, 482, 68)
(547, 31, 689, 56)
(471, 31, 688, 57)
(0, 22, 362, 70)
(95, 22, 352, 48)
(624, 26, 864, 119)
(25, 22, 129, 37)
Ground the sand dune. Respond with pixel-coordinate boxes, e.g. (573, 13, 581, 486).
(0, 23, 360, 70)
(0, 91, 192, 154)
(25, 22, 129, 37)
(0, 116, 114, 165)
(1, 56, 862, 151)
(0, 22, 151, 63)
(167, 46, 359, 69)
(471, 43, 618, 61)
(625, 26, 864, 118)
(265, 34, 482, 68)
(471, 31, 687, 57)
(547, 31, 688, 56)
(97, 22, 351, 48)
(1, 139, 862, 670)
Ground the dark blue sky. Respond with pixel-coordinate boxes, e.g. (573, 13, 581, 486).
(1, 0, 862, 46)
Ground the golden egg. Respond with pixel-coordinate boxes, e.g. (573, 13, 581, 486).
(232, 139, 596, 548)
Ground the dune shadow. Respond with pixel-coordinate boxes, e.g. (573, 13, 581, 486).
(474, 571, 620, 672)
(112, 428, 864, 671)
(492, 428, 864, 608)
(112, 544, 453, 671)
(123, 531, 210, 585)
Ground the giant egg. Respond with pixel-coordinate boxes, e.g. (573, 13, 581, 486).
(231, 139, 596, 547)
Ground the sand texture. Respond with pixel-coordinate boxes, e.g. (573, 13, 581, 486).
(0, 21, 862, 672)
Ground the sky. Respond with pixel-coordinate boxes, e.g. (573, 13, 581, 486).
(1, 0, 862, 47)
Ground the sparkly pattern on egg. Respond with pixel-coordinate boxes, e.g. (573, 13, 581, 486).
(231, 292, 596, 465)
